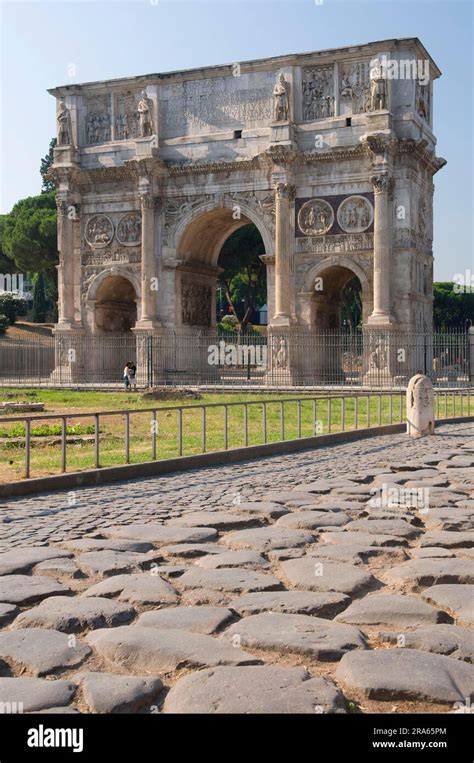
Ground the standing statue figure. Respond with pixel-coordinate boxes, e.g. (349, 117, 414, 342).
(273, 73, 290, 122)
(57, 99, 71, 145)
(369, 60, 387, 111)
(137, 90, 153, 137)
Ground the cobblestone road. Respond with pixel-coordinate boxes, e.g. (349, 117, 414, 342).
(0, 421, 473, 714)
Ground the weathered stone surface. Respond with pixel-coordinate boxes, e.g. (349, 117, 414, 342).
(76, 671, 163, 713)
(104, 524, 218, 545)
(176, 567, 281, 593)
(383, 559, 474, 589)
(345, 519, 421, 540)
(35, 557, 82, 578)
(319, 531, 406, 547)
(163, 666, 345, 713)
(335, 594, 449, 627)
(380, 625, 474, 662)
(14, 596, 135, 633)
(372, 469, 439, 486)
(0, 628, 90, 676)
(233, 502, 289, 519)
(0, 677, 75, 712)
(59, 538, 154, 553)
(229, 591, 350, 618)
(263, 491, 319, 504)
(0, 603, 19, 626)
(223, 613, 365, 660)
(308, 543, 407, 565)
(411, 547, 455, 558)
(86, 626, 260, 673)
(168, 512, 259, 530)
(76, 549, 160, 577)
(82, 573, 178, 605)
(137, 606, 233, 634)
(195, 551, 269, 570)
(0, 575, 70, 605)
(0, 547, 72, 576)
(293, 479, 358, 493)
(221, 527, 313, 551)
(423, 509, 474, 532)
(421, 585, 474, 626)
(335, 649, 474, 703)
(160, 543, 221, 558)
(275, 511, 350, 529)
(280, 558, 376, 595)
(419, 531, 474, 549)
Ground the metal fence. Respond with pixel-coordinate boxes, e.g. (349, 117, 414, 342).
(0, 388, 472, 480)
(0, 328, 471, 389)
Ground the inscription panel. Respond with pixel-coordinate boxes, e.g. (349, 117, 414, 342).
(159, 72, 275, 138)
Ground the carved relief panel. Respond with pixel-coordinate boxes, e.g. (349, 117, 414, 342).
(337, 196, 373, 233)
(84, 95, 112, 145)
(415, 79, 431, 124)
(339, 61, 371, 115)
(296, 194, 374, 238)
(302, 66, 335, 121)
(181, 279, 212, 326)
(114, 92, 141, 140)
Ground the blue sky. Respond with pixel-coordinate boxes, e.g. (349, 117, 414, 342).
(1, 0, 472, 280)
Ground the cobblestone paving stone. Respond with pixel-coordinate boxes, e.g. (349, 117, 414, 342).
(0, 421, 473, 714)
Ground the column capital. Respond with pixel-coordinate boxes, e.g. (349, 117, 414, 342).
(370, 173, 394, 195)
(274, 181, 296, 201)
(139, 192, 160, 211)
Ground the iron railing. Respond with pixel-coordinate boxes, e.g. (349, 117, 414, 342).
(0, 328, 472, 389)
(0, 388, 471, 480)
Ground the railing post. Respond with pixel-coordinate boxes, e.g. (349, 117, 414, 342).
(94, 414, 100, 469)
(202, 407, 206, 453)
(244, 403, 248, 447)
(280, 401, 284, 441)
(328, 398, 331, 433)
(224, 406, 228, 450)
(297, 399, 302, 438)
(378, 395, 382, 426)
(399, 393, 403, 423)
(341, 398, 345, 431)
(152, 410, 157, 460)
(367, 396, 371, 428)
(177, 408, 183, 456)
(124, 412, 130, 464)
(61, 417, 67, 473)
(262, 402, 267, 444)
(24, 418, 31, 479)
(389, 394, 393, 424)
(312, 399, 316, 434)
(355, 396, 358, 430)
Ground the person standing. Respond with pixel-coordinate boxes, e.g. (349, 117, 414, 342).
(123, 363, 131, 390)
(128, 361, 137, 390)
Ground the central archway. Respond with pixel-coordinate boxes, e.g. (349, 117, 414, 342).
(174, 201, 271, 330)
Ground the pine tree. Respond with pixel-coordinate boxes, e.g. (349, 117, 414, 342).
(40, 139, 57, 193)
(32, 273, 47, 323)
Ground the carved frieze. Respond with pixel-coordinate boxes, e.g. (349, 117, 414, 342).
(116, 213, 142, 246)
(85, 215, 114, 248)
(302, 66, 335, 121)
(82, 249, 141, 266)
(298, 199, 334, 236)
(296, 232, 373, 254)
(337, 196, 373, 233)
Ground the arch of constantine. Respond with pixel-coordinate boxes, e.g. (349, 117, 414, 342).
(49, 37, 446, 384)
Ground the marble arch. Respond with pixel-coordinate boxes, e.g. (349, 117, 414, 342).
(48, 37, 445, 381)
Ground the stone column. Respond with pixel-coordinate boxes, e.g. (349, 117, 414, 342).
(368, 173, 395, 326)
(273, 181, 295, 325)
(137, 191, 160, 328)
(56, 198, 74, 327)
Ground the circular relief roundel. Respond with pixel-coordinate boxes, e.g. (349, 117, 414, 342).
(337, 195, 373, 233)
(117, 213, 142, 246)
(298, 199, 334, 236)
(85, 215, 114, 249)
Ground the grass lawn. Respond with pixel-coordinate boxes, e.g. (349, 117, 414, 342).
(0, 387, 469, 482)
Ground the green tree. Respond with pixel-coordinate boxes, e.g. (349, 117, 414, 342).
(0, 293, 28, 324)
(40, 138, 57, 193)
(217, 224, 266, 332)
(433, 282, 474, 330)
(1, 192, 57, 277)
(32, 273, 48, 323)
(341, 276, 363, 332)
